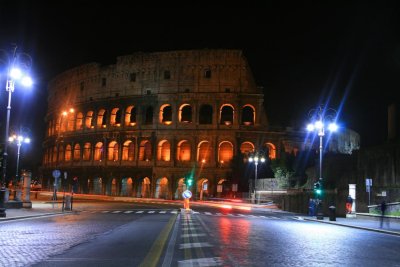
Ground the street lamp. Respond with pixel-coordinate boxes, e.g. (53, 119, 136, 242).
(306, 105, 338, 218)
(0, 45, 33, 217)
(248, 154, 265, 204)
(8, 134, 30, 201)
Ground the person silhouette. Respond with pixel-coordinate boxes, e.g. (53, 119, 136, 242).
(346, 195, 353, 214)
(380, 200, 388, 228)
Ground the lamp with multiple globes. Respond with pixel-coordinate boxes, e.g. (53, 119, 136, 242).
(8, 134, 30, 201)
(306, 105, 339, 219)
(0, 45, 33, 217)
(248, 154, 266, 204)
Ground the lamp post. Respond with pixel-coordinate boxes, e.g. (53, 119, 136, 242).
(8, 134, 30, 201)
(306, 105, 338, 219)
(248, 154, 265, 204)
(53, 108, 74, 201)
(0, 45, 33, 217)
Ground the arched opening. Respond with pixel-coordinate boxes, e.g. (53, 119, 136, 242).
(240, 142, 255, 155)
(125, 106, 137, 126)
(110, 108, 121, 126)
(76, 112, 83, 130)
(197, 141, 211, 163)
(83, 142, 91, 161)
(160, 104, 173, 124)
(139, 140, 152, 161)
(175, 178, 187, 200)
(93, 177, 103, 195)
(177, 140, 191, 161)
(85, 111, 94, 128)
(138, 177, 151, 198)
(218, 141, 233, 163)
(198, 178, 209, 200)
(220, 104, 234, 125)
(157, 140, 171, 161)
(121, 177, 133, 196)
(241, 105, 255, 125)
(58, 145, 64, 163)
(94, 142, 103, 161)
(155, 177, 168, 199)
(108, 141, 119, 161)
(65, 144, 72, 161)
(122, 140, 135, 161)
(264, 142, 277, 159)
(179, 104, 192, 123)
(97, 109, 107, 128)
(73, 143, 81, 161)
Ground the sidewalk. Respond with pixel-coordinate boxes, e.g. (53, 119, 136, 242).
(298, 213, 400, 236)
(0, 201, 71, 222)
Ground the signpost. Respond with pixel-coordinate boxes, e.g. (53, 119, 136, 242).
(366, 178, 372, 205)
(52, 170, 61, 201)
(182, 190, 192, 210)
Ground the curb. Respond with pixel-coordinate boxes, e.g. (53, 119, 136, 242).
(297, 216, 400, 236)
(0, 211, 75, 222)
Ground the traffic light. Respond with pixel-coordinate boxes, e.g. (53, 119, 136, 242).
(314, 181, 322, 196)
(187, 177, 193, 187)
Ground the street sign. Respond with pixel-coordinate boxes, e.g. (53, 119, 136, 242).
(182, 190, 192, 199)
(64, 171, 67, 179)
(52, 169, 61, 179)
(365, 178, 372, 186)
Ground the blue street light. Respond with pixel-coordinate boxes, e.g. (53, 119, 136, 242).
(0, 45, 33, 217)
(307, 105, 338, 219)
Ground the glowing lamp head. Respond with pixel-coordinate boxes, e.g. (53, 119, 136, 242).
(10, 68, 22, 79)
(307, 123, 315, 131)
(328, 122, 338, 132)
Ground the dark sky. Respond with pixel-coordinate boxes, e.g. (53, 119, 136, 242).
(1, 2, 400, 171)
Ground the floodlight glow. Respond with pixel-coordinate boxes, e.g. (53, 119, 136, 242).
(10, 68, 22, 79)
(248, 157, 253, 162)
(315, 120, 323, 129)
(307, 124, 315, 131)
(260, 157, 266, 163)
(21, 76, 33, 87)
(328, 123, 338, 132)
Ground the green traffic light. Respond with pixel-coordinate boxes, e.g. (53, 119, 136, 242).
(315, 189, 322, 195)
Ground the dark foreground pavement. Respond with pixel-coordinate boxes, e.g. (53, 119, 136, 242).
(1, 193, 400, 237)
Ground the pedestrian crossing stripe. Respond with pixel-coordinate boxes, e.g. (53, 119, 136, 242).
(79, 210, 281, 219)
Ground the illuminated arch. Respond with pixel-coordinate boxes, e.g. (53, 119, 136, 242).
(139, 140, 152, 161)
(85, 111, 94, 128)
(218, 141, 234, 163)
(240, 142, 255, 154)
(179, 104, 192, 123)
(73, 143, 81, 161)
(108, 141, 119, 161)
(241, 104, 255, 125)
(76, 112, 83, 130)
(94, 142, 103, 161)
(65, 144, 72, 161)
(157, 140, 171, 161)
(110, 107, 121, 126)
(83, 142, 91, 161)
(220, 104, 234, 125)
(122, 140, 135, 161)
(125, 105, 136, 126)
(159, 104, 172, 124)
(177, 140, 191, 161)
(264, 142, 276, 159)
(197, 141, 211, 163)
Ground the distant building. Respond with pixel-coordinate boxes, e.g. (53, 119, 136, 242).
(39, 49, 359, 199)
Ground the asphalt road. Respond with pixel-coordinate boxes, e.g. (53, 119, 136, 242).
(0, 201, 398, 267)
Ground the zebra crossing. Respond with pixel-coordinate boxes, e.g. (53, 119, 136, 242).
(80, 209, 282, 219)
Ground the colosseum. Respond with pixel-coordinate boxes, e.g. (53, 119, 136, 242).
(40, 49, 358, 200)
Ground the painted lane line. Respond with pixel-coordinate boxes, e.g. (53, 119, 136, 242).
(181, 233, 206, 238)
(178, 257, 222, 266)
(179, 242, 213, 249)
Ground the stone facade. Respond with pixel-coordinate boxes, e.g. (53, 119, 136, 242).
(39, 49, 355, 200)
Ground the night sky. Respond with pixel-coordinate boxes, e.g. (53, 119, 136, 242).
(1, 2, 400, 172)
